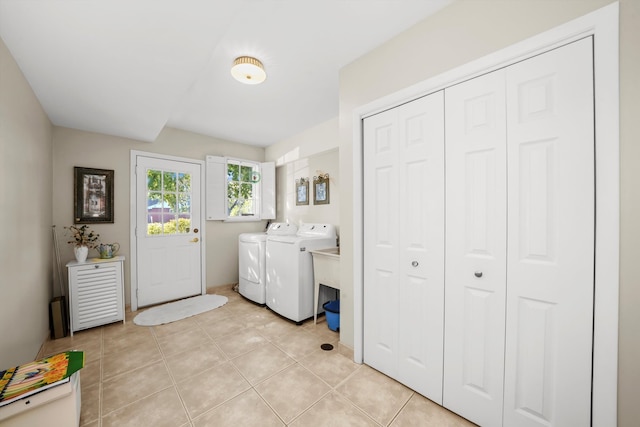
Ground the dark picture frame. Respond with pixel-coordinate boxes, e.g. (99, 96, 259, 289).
(74, 167, 114, 224)
(296, 177, 309, 206)
(313, 174, 330, 205)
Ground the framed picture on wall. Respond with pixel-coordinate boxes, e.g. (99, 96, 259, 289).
(296, 178, 309, 206)
(313, 174, 330, 205)
(74, 167, 114, 224)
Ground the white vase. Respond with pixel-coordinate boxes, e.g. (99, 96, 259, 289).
(74, 245, 89, 263)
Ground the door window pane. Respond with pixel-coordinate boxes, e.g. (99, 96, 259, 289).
(147, 168, 191, 235)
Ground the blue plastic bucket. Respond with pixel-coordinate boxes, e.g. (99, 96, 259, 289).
(323, 300, 340, 332)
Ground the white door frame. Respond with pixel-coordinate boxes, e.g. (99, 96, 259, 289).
(129, 150, 207, 312)
(352, 3, 619, 426)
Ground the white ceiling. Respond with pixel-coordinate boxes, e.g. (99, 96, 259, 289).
(0, 0, 452, 147)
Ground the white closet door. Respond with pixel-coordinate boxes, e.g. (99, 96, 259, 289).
(364, 104, 399, 377)
(364, 92, 445, 403)
(503, 37, 594, 427)
(443, 70, 508, 427)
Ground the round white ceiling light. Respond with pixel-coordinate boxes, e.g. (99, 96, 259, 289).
(231, 56, 266, 85)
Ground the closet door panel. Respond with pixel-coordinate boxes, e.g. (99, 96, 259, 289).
(397, 93, 445, 403)
(504, 37, 594, 427)
(444, 70, 507, 427)
(364, 92, 445, 404)
(364, 111, 400, 376)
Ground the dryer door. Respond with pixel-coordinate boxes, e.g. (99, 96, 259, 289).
(239, 239, 262, 284)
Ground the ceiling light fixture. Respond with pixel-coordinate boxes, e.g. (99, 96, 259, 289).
(231, 56, 266, 85)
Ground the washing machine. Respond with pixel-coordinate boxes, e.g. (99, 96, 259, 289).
(238, 222, 297, 305)
(266, 223, 337, 323)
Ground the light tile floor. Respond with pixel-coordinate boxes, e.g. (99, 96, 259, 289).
(40, 285, 476, 426)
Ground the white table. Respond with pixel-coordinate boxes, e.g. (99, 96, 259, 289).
(309, 247, 340, 324)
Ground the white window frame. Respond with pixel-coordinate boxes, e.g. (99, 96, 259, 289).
(206, 155, 275, 221)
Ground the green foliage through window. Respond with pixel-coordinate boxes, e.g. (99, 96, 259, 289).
(227, 160, 258, 217)
(146, 168, 192, 235)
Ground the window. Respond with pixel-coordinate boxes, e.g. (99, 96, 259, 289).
(226, 160, 260, 218)
(146, 169, 192, 234)
(206, 156, 275, 221)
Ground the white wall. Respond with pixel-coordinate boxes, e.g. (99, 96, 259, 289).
(0, 37, 53, 368)
(52, 126, 268, 306)
(266, 117, 340, 231)
(274, 149, 339, 233)
(266, 117, 338, 166)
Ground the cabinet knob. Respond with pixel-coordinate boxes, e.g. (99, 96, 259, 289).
(190, 237, 199, 243)
(411, 261, 419, 267)
(474, 271, 483, 278)
(94, 265, 100, 269)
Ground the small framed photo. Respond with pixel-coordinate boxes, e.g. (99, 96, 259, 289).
(313, 174, 330, 205)
(74, 167, 114, 224)
(296, 178, 309, 206)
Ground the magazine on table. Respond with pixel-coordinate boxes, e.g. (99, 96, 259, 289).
(0, 351, 84, 407)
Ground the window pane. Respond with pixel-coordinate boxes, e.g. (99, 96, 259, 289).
(163, 214, 177, 234)
(163, 194, 177, 213)
(178, 194, 190, 213)
(147, 222, 162, 235)
(228, 198, 239, 216)
(240, 183, 253, 199)
(163, 172, 177, 192)
(240, 199, 254, 215)
(228, 182, 239, 199)
(227, 164, 239, 181)
(240, 165, 253, 182)
(147, 170, 161, 191)
(178, 172, 191, 192)
(177, 217, 191, 233)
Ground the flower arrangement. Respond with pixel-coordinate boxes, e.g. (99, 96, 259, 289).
(65, 225, 100, 248)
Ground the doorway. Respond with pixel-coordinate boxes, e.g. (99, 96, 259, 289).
(130, 151, 206, 311)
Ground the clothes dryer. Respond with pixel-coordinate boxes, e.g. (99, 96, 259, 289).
(266, 223, 337, 323)
(238, 222, 297, 305)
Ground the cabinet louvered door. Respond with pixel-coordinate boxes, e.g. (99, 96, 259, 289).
(68, 258, 124, 333)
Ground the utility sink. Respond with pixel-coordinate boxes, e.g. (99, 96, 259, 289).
(309, 247, 340, 324)
(312, 247, 340, 257)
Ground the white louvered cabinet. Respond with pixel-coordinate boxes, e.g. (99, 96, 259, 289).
(66, 256, 125, 335)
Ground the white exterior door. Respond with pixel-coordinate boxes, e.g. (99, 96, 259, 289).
(135, 155, 203, 307)
(503, 37, 594, 427)
(364, 91, 445, 403)
(443, 69, 508, 427)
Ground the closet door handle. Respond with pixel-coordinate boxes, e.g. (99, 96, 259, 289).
(474, 271, 483, 278)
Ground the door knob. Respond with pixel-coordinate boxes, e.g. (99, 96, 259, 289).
(474, 271, 483, 278)
(411, 261, 419, 267)
(190, 237, 199, 243)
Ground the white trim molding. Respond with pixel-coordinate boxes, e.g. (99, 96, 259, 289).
(352, 3, 619, 426)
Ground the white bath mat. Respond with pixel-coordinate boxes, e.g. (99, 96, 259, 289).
(133, 294, 228, 326)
